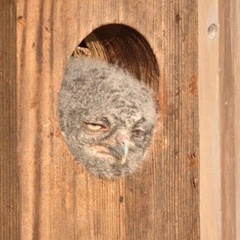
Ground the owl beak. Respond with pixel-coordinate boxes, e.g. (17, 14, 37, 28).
(121, 141, 129, 165)
(115, 133, 130, 165)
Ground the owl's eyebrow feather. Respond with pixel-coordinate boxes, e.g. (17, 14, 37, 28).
(81, 115, 107, 122)
(132, 117, 146, 127)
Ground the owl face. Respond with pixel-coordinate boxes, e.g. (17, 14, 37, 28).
(59, 57, 157, 179)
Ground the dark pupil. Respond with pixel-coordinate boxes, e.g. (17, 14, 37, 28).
(133, 130, 142, 136)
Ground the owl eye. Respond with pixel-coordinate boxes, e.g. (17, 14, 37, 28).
(84, 122, 108, 132)
(132, 128, 145, 138)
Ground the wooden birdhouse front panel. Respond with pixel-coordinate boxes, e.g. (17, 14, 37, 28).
(1, 0, 200, 239)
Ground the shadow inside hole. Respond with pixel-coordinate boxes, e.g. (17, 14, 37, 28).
(76, 24, 160, 91)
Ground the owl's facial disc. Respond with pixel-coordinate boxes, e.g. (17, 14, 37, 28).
(59, 57, 158, 179)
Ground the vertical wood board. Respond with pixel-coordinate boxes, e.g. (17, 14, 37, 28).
(198, 1, 221, 239)
(13, 0, 199, 239)
(0, 0, 19, 239)
(219, 0, 240, 239)
(199, 0, 240, 239)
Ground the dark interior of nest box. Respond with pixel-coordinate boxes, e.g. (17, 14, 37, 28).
(75, 24, 160, 90)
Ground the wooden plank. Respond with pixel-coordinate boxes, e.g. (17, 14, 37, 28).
(219, 0, 239, 239)
(15, 0, 199, 239)
(198, 1, 222, 239)
(230, 1, 240, 238)
(0, 0, 19, 239)
(199, 0, 240, 239)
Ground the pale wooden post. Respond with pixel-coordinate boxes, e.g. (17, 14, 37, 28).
(199, 0, 240, 239)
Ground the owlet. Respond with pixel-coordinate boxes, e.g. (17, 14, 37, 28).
(59, 57, 157, 179)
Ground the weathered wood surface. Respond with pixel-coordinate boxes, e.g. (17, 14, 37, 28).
(0, 0, 19, 239)
(198, 1, 222, 239)
(199, 1, 240, 239)
(2, 0, 199, 239)
(219, 0, 240, 239)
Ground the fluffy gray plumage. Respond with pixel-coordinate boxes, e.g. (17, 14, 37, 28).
(59, 57, 157, 179)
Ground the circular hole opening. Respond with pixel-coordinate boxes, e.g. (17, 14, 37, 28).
(73, 23, 160, 90)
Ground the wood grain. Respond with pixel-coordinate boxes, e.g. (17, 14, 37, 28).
(199, 1, 240, 239)
(0, 0, 19, 239)
(198, 1, 222, 239)
(15, 0, 199, 239)
(231, 1, 240, 238)
(219, 0, 240, 239)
